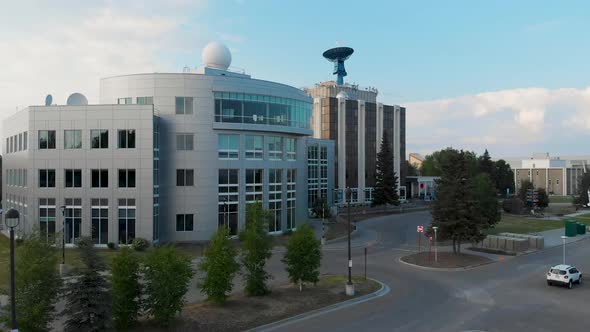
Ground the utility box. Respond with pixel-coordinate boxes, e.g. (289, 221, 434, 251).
(565, 221, 578, 237)
(577, 222, 586, 235)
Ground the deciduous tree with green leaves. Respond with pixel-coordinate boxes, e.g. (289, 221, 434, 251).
(198, 226, 240, 304)
(372, 133, 399, 206)
(142, 245, 193, 326)
(239, 202, 273, 296)
(63, 237, 112, 332)
(282, 224, 322, 291)
(575, 172, 590, 207)
(474, 173, 501, 230)
(111, 247, 141, 329)
(3, 233, 62, 332)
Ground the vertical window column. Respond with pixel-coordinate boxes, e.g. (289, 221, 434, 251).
(64, 198, 82, 244)
(39, 198, 56, 243)
(268, 169, 283, 233)
(118, 199, 136, 245)
(91, 198, 109, 245)
(218, 169, 239, 236)
(287, 169, 296, 230)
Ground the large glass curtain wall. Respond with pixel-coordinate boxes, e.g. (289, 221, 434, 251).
(214, 92, 312, 129)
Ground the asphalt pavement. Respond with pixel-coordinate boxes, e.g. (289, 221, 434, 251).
(272, 211, 590, 332)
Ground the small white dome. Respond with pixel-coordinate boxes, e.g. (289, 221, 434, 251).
(66, 93, 88, 106)
(202, 41, 232, 70)
(336, 91, 349, 99)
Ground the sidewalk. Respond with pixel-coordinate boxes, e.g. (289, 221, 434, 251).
(564, 209, 590, 218)
(534, 228, 590, 248)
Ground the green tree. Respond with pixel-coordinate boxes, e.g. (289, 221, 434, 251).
(281, 225, 322, 291)
(536, 188, 549, 208)
(574, 173, 590, 207)
(111, 247, 141, 330)
(477, 149, 494, 176)
(372, 133, 399, 206)
(4, 233, 62, 332)
(518, 179, 534, 203)
(430, 149, 484, 253)
(474, 173, 501, 230)
(407, 161, 419, 176)
(493, 159, 515, 197)
(63, 237, 112, 332)
(142, 245, 193, 326)
(239, 202, 273, 296)
(198, 227, 240, 304)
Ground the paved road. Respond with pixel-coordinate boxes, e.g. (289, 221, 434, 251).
(273, 211, 590, 332)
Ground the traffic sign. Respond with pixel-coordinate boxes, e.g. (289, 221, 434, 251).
(417, 225, 424, 233)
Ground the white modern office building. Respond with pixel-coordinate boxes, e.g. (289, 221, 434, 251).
(2, 42, 334, 244)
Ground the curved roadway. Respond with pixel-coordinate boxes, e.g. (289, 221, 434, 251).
(273, 211, 590, 332)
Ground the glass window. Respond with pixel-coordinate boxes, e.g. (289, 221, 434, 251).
(268, 136, 283, 160)
(220, 100, 242, 123)
(218, 169, 239, 235)
(65, 169, 82, 188)
(39, 199, 56, 243)
(245, 169, 263, 204)
(176, 214, 194, 231)
(118, 169, 136, 188)
(269, 168, 283, 232)
(175, 97, 193, 114)
(285, 138, 296, 160)
(137, 96, 153, 105)
(245, 135, 263, 159)
(176, 133, 194, 151)
(118, 97, 132, 104)
(218, 134, 239, 159)
(176, 169, 194, 186)
(117, 130, 136, 148)
(39, 169, 56, 188)
(91, 169, 108, 188)
(91, 129, 108, 149)
(64, 130, 82, 149)
(23, 132, 27, 150)
(38, 130, 56, 149)
(118, 199, 136, 244)
(287, 169, 296, 230)
(243, 101, 267, 124)
(91, 199, 109, 244)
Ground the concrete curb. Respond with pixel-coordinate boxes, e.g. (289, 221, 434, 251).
(247, 277, 390, 332)
(397, 256, 496, 272)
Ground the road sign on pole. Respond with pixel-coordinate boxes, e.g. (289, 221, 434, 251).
(417, 225, 424, 233)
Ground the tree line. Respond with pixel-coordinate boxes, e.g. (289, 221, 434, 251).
(3, 201, 322, 331)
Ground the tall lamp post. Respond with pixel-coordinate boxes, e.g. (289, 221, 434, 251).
(346, 187, 354, 296)
(60, 205, 66, 265)
(561, 235, 567, 265)
(433, 226, 439, 263)
(6, 208, 20, 332)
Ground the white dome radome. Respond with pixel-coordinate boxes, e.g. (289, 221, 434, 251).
(66, 93, 88, 106)
(202, 41, 232, 70)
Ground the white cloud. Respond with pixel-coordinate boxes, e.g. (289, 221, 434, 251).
(0, 0, 210, 143)
(404, 86, 590, 156)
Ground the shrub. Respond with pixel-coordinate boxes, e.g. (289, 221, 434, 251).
(5, 233, 62, 331)
(282, 224, 322, 291)
(15, 237, 24, 246)
(143, 246, 193, 326)
(111, 247, 141, 329)
(198, 227, 239, 304)
(503, 197, 524, 214)
(107, 242, 116, 250)
(131, 237, 150, 251)
(311, 198, 332, 219)
(75, 236, 94, 248)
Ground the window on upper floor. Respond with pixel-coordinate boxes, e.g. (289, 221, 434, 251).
(176, 133, 194, 151)
(176, 169, 194, 186)
(64, 130, 82, 149)
(245, 135, 263, 160)
(91, 169, 109, 188)
(175, 97, 193, 115)
(118, 130, 136, 149)
(176, 214, 194, 231)
(118, 97, 132, 104)
(65, 169, 82, 188)
(137, 96, 154, 105)
(91, 130, 109, 149)
(218, 134, 239, 159)
(118, 169, 136, 188)
(39, 169, 56, 188)
(285, 138, 296, 160)
(39, 130, 56, 149)
(268, 136, 283, 160)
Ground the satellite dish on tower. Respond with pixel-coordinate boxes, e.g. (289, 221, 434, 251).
(323, 47, 354, 85)
(45, 94, 53, 106)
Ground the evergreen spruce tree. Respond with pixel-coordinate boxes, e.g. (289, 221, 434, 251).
(575, 173, 590, 207)
(198, 226, 240, 304)
(281, 224, 322, 291)
(430, 150, 484, 253)
(474, 173, 501, 230)
(63, 237, 112, 332)
(239, 202, 273, 296)
(477, 149, 494, 176)
(372, 133, 399, 206)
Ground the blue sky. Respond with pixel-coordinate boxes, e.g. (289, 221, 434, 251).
(1, 0, 590, 157)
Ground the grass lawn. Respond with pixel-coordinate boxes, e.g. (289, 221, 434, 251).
(486, 214, 565, 235)
(566, 217, 590, 226)
(549, 196, 574, 204)
(572, 213, 590, 219)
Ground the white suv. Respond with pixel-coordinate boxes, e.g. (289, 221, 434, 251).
(547, 265, 582, 289)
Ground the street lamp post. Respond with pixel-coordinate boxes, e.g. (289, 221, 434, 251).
(561, 235, 567, 265)
(346, 187, 355, 296)
(433, 226, 439, 263)
(60, 205, 66, 265)
(6, 208, 20, 332)
(321, 201, 326, 245)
